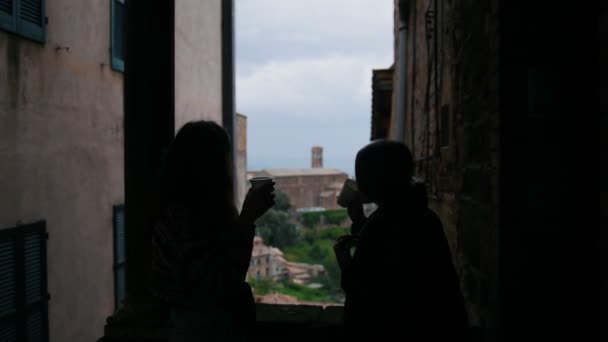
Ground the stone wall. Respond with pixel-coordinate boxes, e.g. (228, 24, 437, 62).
(391, 0, 500, 336)
(236, 113, 248, 210)
(264, 174, 347, 210)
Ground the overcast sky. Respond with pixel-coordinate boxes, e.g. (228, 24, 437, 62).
(236, 0, 393, 176)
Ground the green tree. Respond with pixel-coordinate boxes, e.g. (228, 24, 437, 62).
(273, 189, 291, 212)
(256, 209, 298, 249)
(308, 244, 328, 262)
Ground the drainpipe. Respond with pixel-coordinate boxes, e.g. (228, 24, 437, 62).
(395, 0, 410, 142)
(222, 0, 237, 203)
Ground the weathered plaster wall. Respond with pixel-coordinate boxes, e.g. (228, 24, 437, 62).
(0, 1, 124, 341)
(174, 0, 223, 128)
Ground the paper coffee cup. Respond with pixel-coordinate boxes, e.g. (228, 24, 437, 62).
(337, 179, 359, 208)
(249, 176, 274, 190)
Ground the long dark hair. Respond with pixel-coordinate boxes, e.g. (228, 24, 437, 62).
(159, 120, 237, 235)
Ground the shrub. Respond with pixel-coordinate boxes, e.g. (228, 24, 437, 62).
(301, 209, 348, 228)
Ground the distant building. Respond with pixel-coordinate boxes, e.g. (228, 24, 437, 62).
(254, 293, 299, 305)
(235, 113, 248, 210)
(247, 237, 326, 286)
(311, 146, 323, 168)
(249, 147, 349, 210)
(283, 262, 326, 285)
(248, 236, 288, 281)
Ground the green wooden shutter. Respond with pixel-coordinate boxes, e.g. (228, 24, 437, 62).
(113, 205, 126, 310)
(111, 0, 125, 72)
(0, 0, 16, 33)
(0, 221, 48, 342)
(23, 226, 48, 342)
(25, 309, 43, 342)
(0, 231, 17, 342)
(16, 0, 45, 43)
(0, 321, 17, 342)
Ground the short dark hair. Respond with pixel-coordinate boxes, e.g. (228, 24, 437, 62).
(355, 139, 414, 203)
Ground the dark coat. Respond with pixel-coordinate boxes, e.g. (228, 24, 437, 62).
(342, 196, 470, 341)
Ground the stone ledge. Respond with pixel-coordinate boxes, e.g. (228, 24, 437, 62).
(255, 303, 344, 325)
(104, 320, 169, 342)
(101, 304, 344, 341)
(256, 303, 322, 323)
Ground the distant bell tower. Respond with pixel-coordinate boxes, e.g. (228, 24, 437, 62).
(312, 146, 323, 168)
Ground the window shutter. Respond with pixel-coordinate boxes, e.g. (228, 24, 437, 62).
(0, 0, 16, 32)
(16, 0, 45, 43)
(25, 309, 43, 342)
(22, 223, 48, 342)
(0, 321, 17, 342)
(0, 234, 17, 342)
(1, 222, 47, 342)
(113, 205, 126, 310)
(24, 231, 43, 305)
(111, 0, 125, 72)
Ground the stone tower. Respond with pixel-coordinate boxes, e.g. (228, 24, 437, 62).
(312, 146, 323, 168)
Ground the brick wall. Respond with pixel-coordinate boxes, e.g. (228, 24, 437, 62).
(269, 174, 347, 210)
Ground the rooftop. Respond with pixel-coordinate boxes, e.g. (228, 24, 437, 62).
(252, 168, 347, 177)
(252, 236, 285, 257)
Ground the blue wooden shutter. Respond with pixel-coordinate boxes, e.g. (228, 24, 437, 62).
(111, 0, 125, 72)
(0, 231, 17, 342)
(16, 0, 45, 43)
(0, 0, 16, 33)
(113, 205, 126, 310)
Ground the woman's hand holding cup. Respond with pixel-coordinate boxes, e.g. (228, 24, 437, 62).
(240, 177, 275, 226)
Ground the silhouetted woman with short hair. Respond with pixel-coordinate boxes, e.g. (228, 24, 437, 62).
(149, 120, 275, 341)
(334, 140, 469, 341)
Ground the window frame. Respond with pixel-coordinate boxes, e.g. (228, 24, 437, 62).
(113, 204, 126, 311)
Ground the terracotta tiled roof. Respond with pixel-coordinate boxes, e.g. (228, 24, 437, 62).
(255, 293, 298, 304)
(269, 247, 284, 256)
(251, 237, 284, 257)
(252, 245, 274, 257)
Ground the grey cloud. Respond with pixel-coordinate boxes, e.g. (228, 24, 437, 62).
(236, 0, 392, 176)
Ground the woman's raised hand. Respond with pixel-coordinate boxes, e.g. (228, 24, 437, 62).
(239, 181, 276, 226)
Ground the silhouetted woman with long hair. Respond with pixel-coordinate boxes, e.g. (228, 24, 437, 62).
(149, 121, 275, 342)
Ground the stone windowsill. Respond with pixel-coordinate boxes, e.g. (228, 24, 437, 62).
(102, 304, 344, 341)
(256, 303, 344, 325)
